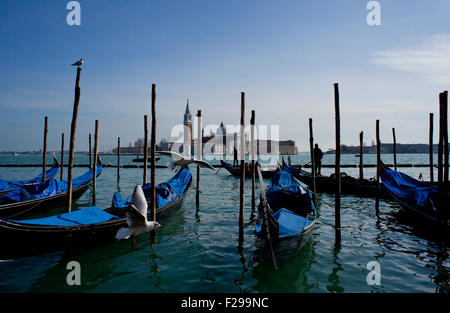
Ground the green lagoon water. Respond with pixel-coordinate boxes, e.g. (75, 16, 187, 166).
(0, 153, 449, 293)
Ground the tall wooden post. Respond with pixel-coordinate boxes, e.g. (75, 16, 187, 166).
(150, 84, 157, 232)
(308, 118, 316, 204)
(359, 131, 364, 180)
(66, 67, 82, 213)
(392, 128, 397, 171)
(250, 110, 256, 212)
(42, 116, 48, 181)
(443, 91, 448, 239)
(334, 83, 341, 238)
(375, 120, 381, 213)
(117, 137, 120, 182)
(60, 133, 64, 181)
(92, 120, 99, 205)
(429, 113, 434, 184)
(239, 92, 245, 241)
(196, 110, 202, 207)
(143, 115, 149, 185)
(89, 133, 92, 168)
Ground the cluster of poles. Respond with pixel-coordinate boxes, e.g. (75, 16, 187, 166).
(38, 71, 448, 244)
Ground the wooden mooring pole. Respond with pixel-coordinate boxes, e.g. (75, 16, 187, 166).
(334, 83, 341, 239)
(143, 115, 149, 185)
(438, 91, 448, 241)
(375, 119, 381, 213)
(359, 131, 363, 180)
(443, 91, 448, 241)
(60, 133, 64, 181)
(150, 84, 157, 239)
(429, 113, 434, 184)
(89, 133, 92, 168)
(196, 110, 202, 207)
(42, 116, 48, 181)
(251, 110, 256, 213)
(66, 67, 82, 213)
(392, 128, 397, 171)
(239, 92, 246, 241)
(92, 120, 99, 205)
(117, 137, 120, 182)
(308, 118, 316, 204)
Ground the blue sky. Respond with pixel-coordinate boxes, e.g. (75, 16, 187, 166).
(1, 0, 450, 152)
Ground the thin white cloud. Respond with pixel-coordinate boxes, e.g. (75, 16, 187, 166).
(372, 34, 450, 84)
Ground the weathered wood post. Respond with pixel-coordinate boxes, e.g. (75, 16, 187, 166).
(251, 110, 256, 212)
(392, 128, 397, 171)
(89, 133, 92, 168)
(443, 91, 448, 240)
(334, 83, 341, 238)
(117, 137, 120, 182)
(92, 120, 99, 205)
(60, 133, 64, 181)
(66, 67, 82, 213)
(150, 84, 157, 238)
(375, 119, 381, 213)
(359, 131, 364, 180)
(42, 116, 48, 181)
(143, 115, 149, 184)
(196, 110, 202, 207)
(239, 92, 246, 241)
(308, 118, 316, 204)
(429, 113, 434, 184)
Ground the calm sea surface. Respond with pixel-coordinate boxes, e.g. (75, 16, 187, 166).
(0, 153, 449, 293)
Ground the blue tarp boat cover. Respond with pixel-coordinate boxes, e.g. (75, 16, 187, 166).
(282, 163, 299, 177)
(380, 166, 443, 211)
(255, 168, 315, 239)
(13, 206, 118, 226)
(255, 208, 313, 239)
(112, 167, 191, 209)
(0, 166, 59, 193)
(1, 165, 102, 203)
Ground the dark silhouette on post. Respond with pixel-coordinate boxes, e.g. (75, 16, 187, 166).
(150, 84, 157, 239)
(60, 133, 64, 181)
(239, 92, 245, 242)
(392, 128, 397, 171)
(359, 131, 363, 180)
(308, 118, 316, 204)
(42, 116, 48, 181)
(117, 137, 120, 182)
(334, 83, 341, 240)
(92, 120, 99, 205)
(66, 67, 82, 213)
(429, 113, 434, 184)
(143, 115, 149, 185)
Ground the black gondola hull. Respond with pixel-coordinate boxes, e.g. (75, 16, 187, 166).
(220, 160, 274, 178)
(0, 180, 190, 259)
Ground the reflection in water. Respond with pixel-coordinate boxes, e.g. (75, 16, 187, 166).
(326, 239, 344, 293)
(251, 237, 316, 292)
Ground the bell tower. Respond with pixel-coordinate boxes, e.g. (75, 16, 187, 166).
(183, 99, 193, 155)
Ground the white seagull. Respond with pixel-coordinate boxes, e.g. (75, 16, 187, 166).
(71, 58, 83, 67)
(156, 151, 216, 171)
(115, 185, 162, 242)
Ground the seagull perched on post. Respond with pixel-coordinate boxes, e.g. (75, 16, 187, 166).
(115, 185, 162, 247)
(156, 151, 216, 171)
(71, 58, 83, 67)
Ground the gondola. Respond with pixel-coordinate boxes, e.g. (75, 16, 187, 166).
(132, 156, 160, 163)
(0, 166, 192, 259)
(254, 164, 316, 269)
(380, 163, 450, 227)
(0, 162, 102, 219)
(220, 160, 276, 178)
(282, 162, 392, 198)
(0, 157, 59, 196)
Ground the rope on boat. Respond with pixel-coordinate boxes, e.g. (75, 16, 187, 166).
(87, 184, 96, 194)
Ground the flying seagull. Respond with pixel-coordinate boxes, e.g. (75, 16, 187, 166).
(71, 58, 83, 67)
(115, 185, 162, 244)
(156, 151, 216, 171)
